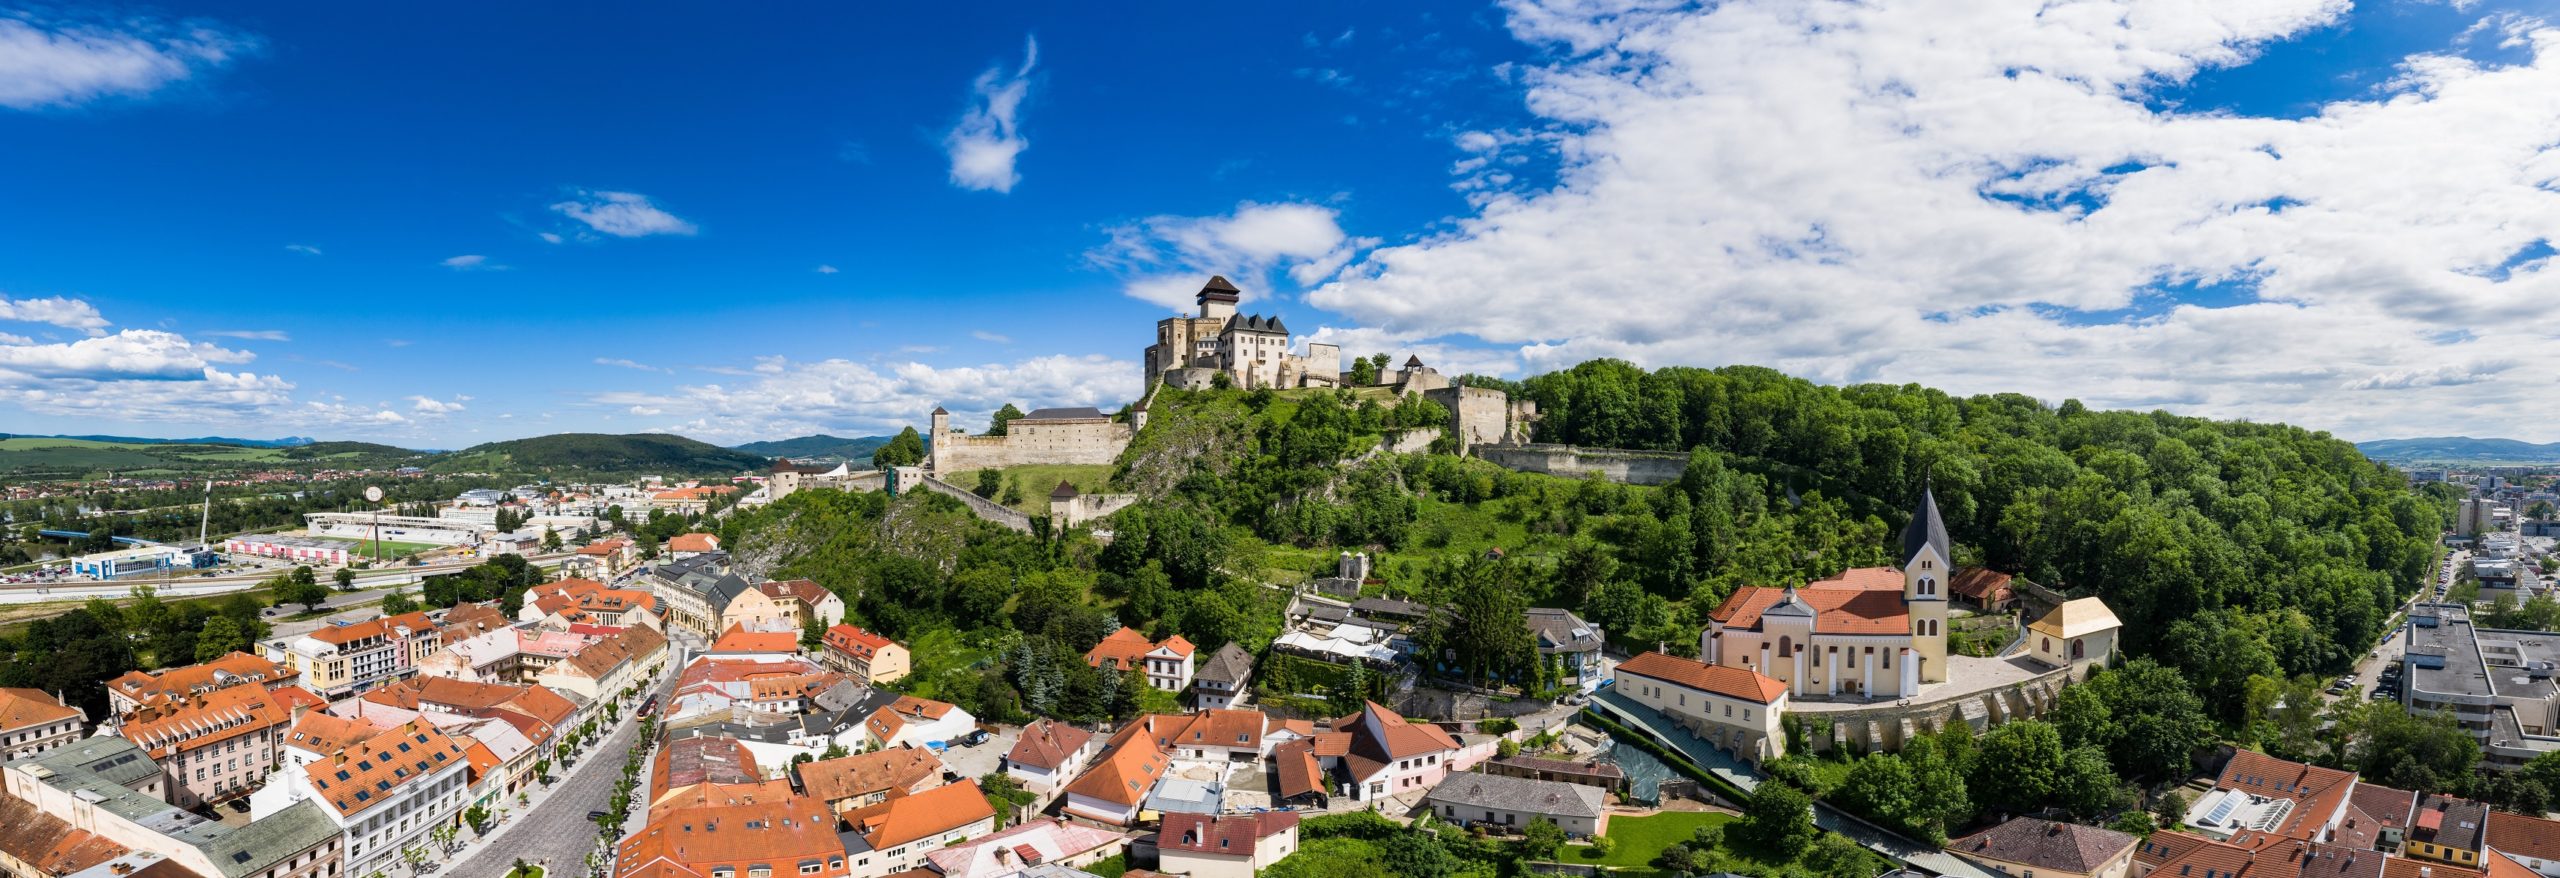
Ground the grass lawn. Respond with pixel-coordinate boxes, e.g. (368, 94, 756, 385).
(308, 537, 441, 558)
(1084, 854, 1128, 878)
(947, 464, 1118, 514)
(1575, 811, 1734, 869)
(503, 865, 544, 878)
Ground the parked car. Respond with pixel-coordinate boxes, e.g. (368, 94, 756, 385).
(958, 729, 991, 747)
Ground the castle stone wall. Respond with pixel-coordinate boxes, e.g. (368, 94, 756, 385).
(1051, 493, 1140, 529)
(1424, 386, 1514, 451)
(913, 476, 1034, 533)
(930, 414, 1132, 474)
(1474, 443, 1689, 486)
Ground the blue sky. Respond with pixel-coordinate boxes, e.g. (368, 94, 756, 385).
(5, 0, 2560, 447)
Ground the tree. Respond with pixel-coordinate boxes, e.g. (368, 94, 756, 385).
(194, 616, 249, 663)
(1735, 780, 1817, 860)
(802, 616, 827, 652)
(274, 574, 329, 611)
(1518, 817, 1566, 861)
(2340, 700, 2480, 792)
(980, 771, 1039, 829)
(334, 567, 356, 592)
(542, 527, 562, 552)
(464, 805, 491, 834)
(1413, 553, 1537, 686)
(988, 403, 1027, 436)
(1970, 720, 2064, 813)
(873, 426, 926, 467)
(2081, 660, 2214, 781)
(2057, 745, 2128, 818)
(381, 588, 418, 617)
(1805, 833, 1875, 878)
(1833, 752, 1921, 839)
(975, 469, 1004, 499)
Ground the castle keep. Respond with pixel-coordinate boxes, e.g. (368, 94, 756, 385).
(1144, 276, 1342, 391)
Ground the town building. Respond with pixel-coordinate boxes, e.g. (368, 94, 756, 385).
(2133, 831, 2387, 878)
(1142, 276, 1341, 392)
(2406, 794, 2491, 868)
(1700, 485, 1961, 697)
(667, 532, 722, 557)
(925, 818, 1131, 878)
(1482, 755, 1627, 795)
(568, 536, 638, 578)
(520, 576, 661, 629)
(2180, 750, 2358, 843)
(1526, 607, 1607, 690)
(616, 786, 849, 878)
(222, 533, 355, 566)
(1423, 772, 1608, 838)
(1951, 817, 2140, 878)
(3, 736, 344, 878)
(270, 617, 418, 699)
(2028, 598, 2124, 674)
(840, 779, 998, 878)
(861, 696, 976, 751)
(710, 624, 804, 655)
(1190, 643, 1254, 710)
(0, 688, 86, 761)
(1157, 812, 1301, 878)
(2487, 811, 2560, 878)
(250, 718, 472, 877)
(115, 681, 324, 808)
(822, 624, 913, 684)
(793, 746, 944, 814)
(927, 405, 1136, 475)
(2401, 602, 2560, 768)
(1949, 568, 2021, 612)
(105, 651, 299, 716)
(1302, 701, 1470, 801)
(1005, 718, 1096, 794)
(1061, 723, 1173, 826)
(1084, 628, 1195, 692)
(1610, 650, 1790, 763)
(533, 623, 668, 702)
(724, 578, 845, 633)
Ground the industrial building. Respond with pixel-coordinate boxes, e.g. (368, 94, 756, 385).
(304, 511, 487, 545)
(68, 544, 213, 578)
(225, 533, 355, 566)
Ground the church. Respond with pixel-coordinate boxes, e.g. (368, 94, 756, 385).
(1699, 485, 1957, 699)
(1143, 275, 1341, 391)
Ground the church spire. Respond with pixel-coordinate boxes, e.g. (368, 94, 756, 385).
(1898, 472, 1950, 569)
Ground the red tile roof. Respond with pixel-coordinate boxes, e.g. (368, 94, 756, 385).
(1007, 718, 1094, 772)
(2488, 812, 2560, 864)
(847, 780, 995, 851)
(1160, 812, 1299, 855)
(666, 533, 720, 553)
(1949, 567, 2016, 602)
(796, 747, 942, 809)
(1616, 651, 1790, 704)
(711, 624, 803, 654)
(2215, 750, 2359, 842)
(0, 688, 80, 730)
(1085, 628, 1156, 672)
(1708, 567, 1912, 634)
(1065, 724, 1171, 808)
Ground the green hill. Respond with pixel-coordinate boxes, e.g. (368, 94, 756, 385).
(431, 432, 769, 475)
(2355, 436, 2560, 464)
(732, 434, 891, 460)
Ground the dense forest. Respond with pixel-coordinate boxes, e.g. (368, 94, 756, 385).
(428, 432, 770, 475)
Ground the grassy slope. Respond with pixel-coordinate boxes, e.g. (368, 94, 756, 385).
(946, 464, 1118, 514)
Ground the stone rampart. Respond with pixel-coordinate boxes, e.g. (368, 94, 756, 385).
(1798, 663, 2074, 754)
(1052, 493, 1140, 529)
(1473, 443, 1689, 486)
(914, 476, 1034, 533)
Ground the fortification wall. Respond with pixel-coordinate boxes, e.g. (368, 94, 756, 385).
(1052, 493, 1140, 529)
(1383, 427, 1442, 455)
(1424, 386, 1514, 451)
(1796, 663, 2075, 754)
(913, 476, 1033, 533)
(1474, 443, 1690, 486)
(933, 419, 1133, 474)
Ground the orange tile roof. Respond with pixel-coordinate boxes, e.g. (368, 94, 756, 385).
(119, 682, 302, 759)
(284, 711, 384, 754)
(2487, 851, 2541, 878)
(1616, 651, 1790, 704)
(302, 719, 469, 818)
(618, 789, 843, 878)
(795, 747, 942, 808)
(0, 791, 126, 875)
(711, 624, 802, 654)
(2216, 750, 2358, 842)
(1065, 724, 1171, 808)
(666, 533, 720, 553)
(107, 651, 295, 708)
(1332, 701, 1459, 765)
(1138, 709, 1268, 751)
(575, 538, 630, 555)
(1950, 567, 2016, 602)
(1709, 569, 1912, 634)
(1006, 718, 1093, 772)
(1274, 738, 1325, 801)
(758, 578, 833, 606)
(2385, 857, 2483, 878)
(1084, 628, 1155, 672)
(825, 624, 896, 659)
(848, 780, 994, 851)
(0, 688, 79, 730)
(2488, 812, 2560, 864)
(308, 617, 391, 646)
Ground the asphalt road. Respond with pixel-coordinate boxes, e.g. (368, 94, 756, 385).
(447, 649, 683, 878)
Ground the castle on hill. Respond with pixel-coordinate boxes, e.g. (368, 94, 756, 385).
(1144, 275, 1342, 392)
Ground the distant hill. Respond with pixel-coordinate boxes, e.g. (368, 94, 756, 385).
(432, 432, 770, 475)
(2356, 436, 2560, 464)
(731, 434, 891, 461)
(0, 433, 316, 448)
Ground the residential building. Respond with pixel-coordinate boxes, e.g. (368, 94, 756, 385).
(2133, 830, 2387, 878)
(862, 696, 976, 750)
(1482, 755, 1627, 795)
(535, 622, 669, 702)
(115, 681, 324, 808)
(711, 623, 806, 655)
(1126, 709, 1275, 762)
(1084, 628, 1195, 692)
(840, 779, 998, 878)
(1423, 772, 1607, 837)
(271, 617, 405, 698)
(567, 536, 638, 578)
(648, 735, 784, 809)
(2351, 782, 2420, 853)
(1611, 651, 1791, 763)
(1951, 817, 2140, 878)
(1190, 643, 1255, 710)
(1005, 718, 1097, 794)
(2180, 750, 2358, 843)
(2486, 811, 2560, 878)
(0, 688, 85, 761)
(926, 818, 1131, 878)
(667, 532, 721, 557)
(823, 624, 913, 684)
(3, 736, 344, 878)
(617, 787, 848, 878)
(0, 788, 127, 876)
(794, 746, 944, 814)
(521, 577, 661, 629)
(1526, 607, 1607, 690)
(1062, 723, 1172, 825)
(1949, 568, 2021, 612)
(345, 675, 577, 752)
(1298, 701, 1467, 801)
(1272, 739, 1329, 809)
(2407, 794, 2490, 868)
(723, 578, 846, 633)
(1699, 485, 1959, 696)
(2028, 598, 2124, 673)
(251, 718, 471, 878)
(1158, 812, 1301, 878)
(105, 651, 298, 715)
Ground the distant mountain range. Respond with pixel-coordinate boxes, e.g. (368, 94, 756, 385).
(2356, 436, 2560, 464)
(0, 433, 317, 448)
(432, 433, 771, 475)
(730, 434, 891, 460)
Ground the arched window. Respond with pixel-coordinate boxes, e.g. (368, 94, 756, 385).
(1778, 636, 1793, 658)
(2072, 638, 2086, 660)
(2041, 637, 2052, 653)
(1919, 577, 1936, 596)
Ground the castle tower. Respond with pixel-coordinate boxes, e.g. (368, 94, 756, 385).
(1900, 479, 1951, 684)
(1197, 275, 1240, 321)
(927, 406, 950, 473)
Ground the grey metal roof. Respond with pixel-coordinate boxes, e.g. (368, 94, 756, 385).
(1194, 643, 1255, 686)
(1351, 597, 1427, 619)
(9, 737, 338, 878)
(199, 799, 342, 878)
(1900, 481, 1952, 568)
(1424, 771, 1606, 819)
(1225, 314, 1288, 335)
(1021, 406, 1109, 421)
(1524, 607, 1603, 654)
(703, 573, 756, 613)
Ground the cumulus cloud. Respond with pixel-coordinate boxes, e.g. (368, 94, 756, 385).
(1093, 201, 1373, 309)
(1302, 0, 2560, 440)
(0, 329, 295, 424)
(550, 190, 698, 238)
(0, 294, 110, 335)
(944, 36, 1038, 193)
(594, 353, 1138, 444)
(408, 394, 468, 414)
(0, 12, 254, 110)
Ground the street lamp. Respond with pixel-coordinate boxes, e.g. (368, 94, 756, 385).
(364, 486, 385, 564)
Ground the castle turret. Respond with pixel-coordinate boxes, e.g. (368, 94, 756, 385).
(1197, 275, 1241, 321)
(1901, 479, 1950, 684)
(927, 406, 950, 473)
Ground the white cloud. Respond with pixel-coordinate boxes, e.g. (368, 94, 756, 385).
(1093, 201, 1373, 309)
(0, 12, 253, 110)
(594, 353, 1138, 444)
(550, 190, 697, 238)
(0, 294, 110, 335)
(971, 330, 1012, 344)
(284, 243, 322, 256)
(0, 328, 295, 424)
(408, 394, 467, 414)
(538, 232, 563, 245)
(203, 329, 288, 341)
(815, 264, 839, 274)
(441, 254, 504, 270)
(944, 36, 1038, 193)
(1301, 0, 2560, 441)
(594, 357, 670, 373)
